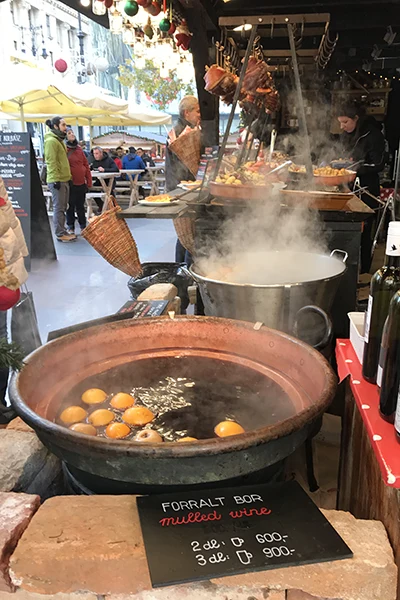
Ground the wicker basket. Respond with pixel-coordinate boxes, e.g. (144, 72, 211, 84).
(173, 216, 195, 255)
(82, 197, 142, 277)
(169, 128, 201, 178)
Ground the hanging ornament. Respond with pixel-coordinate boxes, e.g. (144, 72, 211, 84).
(104, 0, 113, 8)
(137, 0, 152, 6)
(168, 21, 176, 35)
(175, 32, 191, 51)
(55, 58, 68, 73)
(92, 0, 106, 15)
(144, 18, 154, 39)
(124, 0, 138, 16)
(145, 1, 161, 16)
(159, 17, 171, 32)
(110, 10, 123, 33)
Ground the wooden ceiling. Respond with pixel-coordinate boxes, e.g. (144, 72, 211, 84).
(196, 0, 400, 71)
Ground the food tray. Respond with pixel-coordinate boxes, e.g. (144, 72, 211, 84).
(280, 189, 353, 211)
(209, 181, 271, 202)
(288, 169, 357, 187)
(314, 171, 357, 186)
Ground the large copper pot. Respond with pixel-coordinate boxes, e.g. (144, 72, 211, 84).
(9, 317, 336, 492)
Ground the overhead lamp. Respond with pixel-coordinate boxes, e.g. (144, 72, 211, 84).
(371, 45, 382, 59)
(384, 26, 396, 46)
(80, 0, 91, 7)
(233, 23, 252, 32)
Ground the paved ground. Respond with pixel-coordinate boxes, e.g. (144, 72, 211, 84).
(28, 218, 177, 342)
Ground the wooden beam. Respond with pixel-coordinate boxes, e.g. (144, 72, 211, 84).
(234, 26, 326, 38)
(219, 13, 330, 27)
(238, 49, 318, 57)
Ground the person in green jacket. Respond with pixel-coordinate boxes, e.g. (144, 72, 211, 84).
(44, 117, 76, 243)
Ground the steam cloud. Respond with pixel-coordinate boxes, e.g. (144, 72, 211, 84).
(196, 191, 335, 285)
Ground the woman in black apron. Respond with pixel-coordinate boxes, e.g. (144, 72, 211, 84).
(337, 102, 386, 273)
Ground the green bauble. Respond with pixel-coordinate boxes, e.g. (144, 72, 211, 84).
(159, 17, 171, 32)
(124, 1, 139, 17)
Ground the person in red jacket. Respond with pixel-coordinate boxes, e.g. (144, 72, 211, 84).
(66, 129, 92, 233)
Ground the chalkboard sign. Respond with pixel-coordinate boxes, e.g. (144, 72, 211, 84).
(0, 133, 56, 268)
(0, 132, 31, 258)
(117, 300, 169, 317)
(137, 481, 352, 587)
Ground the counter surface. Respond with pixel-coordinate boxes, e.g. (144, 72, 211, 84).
(336, 339, 400, 488)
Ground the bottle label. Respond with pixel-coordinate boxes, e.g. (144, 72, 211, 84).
(386, 231, 400, 256)
(394, 386, 400, 432)
(377, 365, 383, 388)
(364, 295, 373, 342)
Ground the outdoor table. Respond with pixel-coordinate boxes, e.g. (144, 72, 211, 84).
(91, 171, 119, 213)
(117, 188, 198, 220)
(146, 164, 165, 196)
(119, 169, 145, 207)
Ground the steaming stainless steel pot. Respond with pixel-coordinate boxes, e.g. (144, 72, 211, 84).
(189, 250, 347, 347)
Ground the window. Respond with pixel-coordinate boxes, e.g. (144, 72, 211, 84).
(10, 2, 17, 26)
(56, 20, 62, 47)
(46, 15, 52, 40)
(68, 28, 75, 49)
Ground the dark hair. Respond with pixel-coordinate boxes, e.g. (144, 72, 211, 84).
(45, 116, 63, 130)
(116, 146, 123, 151)
(137, 147, 144, 152)
(128, 146, 136, 153)
(336, 101, 365, 120)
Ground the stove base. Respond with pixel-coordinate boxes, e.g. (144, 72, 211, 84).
(62, 461, 285, 495)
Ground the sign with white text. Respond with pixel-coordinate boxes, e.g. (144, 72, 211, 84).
(137, 481, 353, 587)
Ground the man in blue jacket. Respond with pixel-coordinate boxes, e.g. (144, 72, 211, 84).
(122, 147, 146, 171)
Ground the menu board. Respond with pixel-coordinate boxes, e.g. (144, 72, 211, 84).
(0, 132, 31, 256)
(137, 481, 352, 587)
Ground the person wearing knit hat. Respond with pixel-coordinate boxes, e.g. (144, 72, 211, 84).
(44, 116, 76, 243)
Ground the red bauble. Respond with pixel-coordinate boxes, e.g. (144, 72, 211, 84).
(0, 287, 20, 311)
(55, 58, 68, 73)
(175, 32, 191, 51)
(145, 1, 161, 16)
(168, 21, 176, 35)
(104, 0, 113, 7)
(137, 0, 152, 5)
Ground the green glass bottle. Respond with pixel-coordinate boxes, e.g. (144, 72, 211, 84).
(379, 290, 400, 422)
(362, 222, 400, 383)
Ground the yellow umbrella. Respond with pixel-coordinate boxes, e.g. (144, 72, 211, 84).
(0, 64, 128, 130)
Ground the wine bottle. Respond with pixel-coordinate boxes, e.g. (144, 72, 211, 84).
(376, 316, 389, 391)
(379, 290, 400, 422)
(362, 222, 400, 383)
(394, 384, 400, 441)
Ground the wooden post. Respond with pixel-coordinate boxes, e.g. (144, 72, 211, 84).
(184, 4, 219, 147)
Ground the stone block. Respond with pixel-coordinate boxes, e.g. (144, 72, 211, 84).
(0, 430, 61, 496)
(10, 499, 397, 600)
(138, 284, 178, 302)
(6, 418, 34, 434)
(0, 492, 40, 592)
(106, 586, 286, 600)
(0, 592, 97, 600)
(287, 592, 335, 600)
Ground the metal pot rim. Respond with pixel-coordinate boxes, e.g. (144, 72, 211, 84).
(190, 265, 345, 289)
(9, 316, 337, 459)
